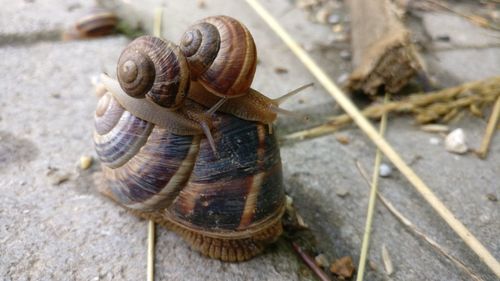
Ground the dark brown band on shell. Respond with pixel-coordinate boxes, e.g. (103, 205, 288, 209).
(117, 36, 190, 109)
(75, 11, 118, 37)
(180, 23, 221, 78)
(180, 16, 257, 98)
(170, 117, 284, 231)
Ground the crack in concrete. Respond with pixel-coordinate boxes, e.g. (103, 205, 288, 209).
(0, 30, 62, 47)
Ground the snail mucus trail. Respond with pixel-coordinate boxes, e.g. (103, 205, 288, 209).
(94, 15, 312, 262)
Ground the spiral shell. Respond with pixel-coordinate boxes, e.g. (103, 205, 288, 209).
(117, 36, 190, 109)
(62, 8, 117, 40)
(94, 92, 285, 261)
(180, 16, 257, 98)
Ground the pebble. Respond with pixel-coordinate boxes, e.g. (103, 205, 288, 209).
(337, 73, 349, 85)
(328, 14, 340, 24)
(335, 186, 350, 198)
(315, 8, 331, 24)
(445, 128, 468, 154)
(79, 155, 93, 170)
(274, 67, 288, 74)
(339, 50, 351, 60)
(429, 137, 440, 145)
(47, 170, 72, 185)
(330, 256, 355, 278)
(332, 23, 343, 33)
(296, 213, 309, 229)
(379, 163, 392, 177)
(335, 134, 350, 145)
(285, 195, 294, 212)
(315, 254, 329, 268)
(486, 193, 497, 202)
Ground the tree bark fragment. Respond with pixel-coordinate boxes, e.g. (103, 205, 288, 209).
(348, 0, 422, 95)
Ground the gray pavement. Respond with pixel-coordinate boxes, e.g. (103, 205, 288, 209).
(0, 1, 499, 281)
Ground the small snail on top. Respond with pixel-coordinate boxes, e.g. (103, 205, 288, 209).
(109, 35, 218, 153)
(179, 15, 312, 130)
(94, 16, 311, 262)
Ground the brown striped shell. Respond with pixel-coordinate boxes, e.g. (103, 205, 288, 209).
(179, 16, 257, 98)
(94, 92, 285, 261)
(117, 36, 190, 109)
(62, 8, 118, 40)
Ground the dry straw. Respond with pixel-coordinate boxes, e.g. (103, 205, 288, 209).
(246, 0, 500, 277)
(283, 76, 500, 141)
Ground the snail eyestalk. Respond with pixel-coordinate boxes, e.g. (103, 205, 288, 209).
(273, 83, 314, 105)
(200, 121, 218, 157)
(206, 98, 227, 116)
(268, 83, 313, 122)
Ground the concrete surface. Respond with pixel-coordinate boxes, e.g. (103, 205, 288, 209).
(0, 0, 499, 281)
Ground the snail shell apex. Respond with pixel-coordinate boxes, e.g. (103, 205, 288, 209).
(180, 15, 257, 98)
(117, 36, 190, 109)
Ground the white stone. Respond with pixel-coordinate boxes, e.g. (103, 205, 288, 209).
(379, 163, 392, 177)
(445, 128, 468, 154)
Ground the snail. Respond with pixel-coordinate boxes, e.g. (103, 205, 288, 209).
(180, 15, 312, 130)
(179, 15, 257, 99)
(94, 16, 311, 261)
(94, 84, 285, 262)
(63, 8, 118, 40)
(111, 35, 219, 153)
(189, 81, 313, 132)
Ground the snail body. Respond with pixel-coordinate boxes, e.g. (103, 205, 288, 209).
(189, 80, 313, 128)
(94, 90, 285, 261)
(180, 16, 312, 127)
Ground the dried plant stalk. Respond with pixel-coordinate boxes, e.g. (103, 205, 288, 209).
(283, 76, 500, 141)
(247, 0, 500, 277)
(356, 162, 484, 281)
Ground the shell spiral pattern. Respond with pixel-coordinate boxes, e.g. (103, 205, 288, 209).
(117, 36, 190, 109)
(94, 92, 285, 261)
(180, 16, 257, 98)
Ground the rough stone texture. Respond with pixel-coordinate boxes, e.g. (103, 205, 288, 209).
(0, 0, 96, 44)
(1, 1, 499, 281)
(419, 12, 500, 87)
(421, 12, 500, 49)
(282, 117, 500, 281)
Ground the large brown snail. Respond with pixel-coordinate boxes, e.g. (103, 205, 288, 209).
(94, 16, 311, 261)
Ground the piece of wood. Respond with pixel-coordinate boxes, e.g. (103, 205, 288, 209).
(348, 0, 422, 95)
(245, 0, 500, 277)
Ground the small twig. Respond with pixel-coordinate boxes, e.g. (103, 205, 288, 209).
(357, 93, 390, 281)
(291, 242, 332, 281)
(147, 220, 156, 281)
(381, 244, 394, 276)
(477, 96, 500, 159)
(355, 161, 484, 281)
(424, 0, 500, 31)
(153, 7, 163, 38)
(146, 8, 163, 281)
